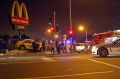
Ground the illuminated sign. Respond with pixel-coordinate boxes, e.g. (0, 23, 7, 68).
(11, 1, 29, 26)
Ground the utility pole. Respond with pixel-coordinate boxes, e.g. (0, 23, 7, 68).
(69, 0, 72, 30)
(54, 11, 56, 31)
(53, 11, 58, 40)
(85, 29, 88, 42)
(18, 29, 21, 39)
(69, 0, 73, 52)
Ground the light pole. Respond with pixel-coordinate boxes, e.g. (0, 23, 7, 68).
(78, 26, 88, 42)
(69, 0, 72, 30)
(69, 0, 73, 43)
(53, 11, 56, 30)
(85, 29, 88, 42)
(69, 0, 74, 53)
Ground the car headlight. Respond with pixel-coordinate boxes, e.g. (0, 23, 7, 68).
(91, 45, 98, 53)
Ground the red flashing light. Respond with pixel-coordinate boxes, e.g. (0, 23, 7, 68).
(48, 26, 55, 32)
(50, 27, 54, 30)
(69, 30, 73, 34)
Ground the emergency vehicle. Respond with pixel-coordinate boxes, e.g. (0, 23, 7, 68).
(92, 31, 114, 44)
(91, 30, 120, 57)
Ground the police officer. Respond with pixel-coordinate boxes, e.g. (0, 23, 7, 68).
(32, 40, 39, 53)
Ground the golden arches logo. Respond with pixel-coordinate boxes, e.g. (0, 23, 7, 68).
(11, 1, 29, 26)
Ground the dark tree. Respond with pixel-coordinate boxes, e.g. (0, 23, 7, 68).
(2, 34, 11, 41)
(21, 34, 30, 39)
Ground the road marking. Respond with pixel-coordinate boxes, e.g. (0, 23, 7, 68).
(0, 60, 46, 64)
(21, 71, 113, 79)
(0, 57, 57, 64)
(0, 56, 82, 64)
(89, 59, 120, 69)
(0, 58, 58, 64)
(0, 56, 83, 64)
(39, 57, 56, 62)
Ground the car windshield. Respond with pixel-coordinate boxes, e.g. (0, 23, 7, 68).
(76, 43, 85, 46)
(115, 39, 120, 43)
(76, 44, 80, 46)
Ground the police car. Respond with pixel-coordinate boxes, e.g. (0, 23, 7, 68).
(91, 39, 120, 57)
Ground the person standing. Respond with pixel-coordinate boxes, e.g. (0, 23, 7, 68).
(42, 40, 46, 52)
(66, 43, 70, 53)
(32, 40, 39, 53)
(51, 41, 56, 54)
(56, 41, 61, 54)
(72, 40, 76, 53)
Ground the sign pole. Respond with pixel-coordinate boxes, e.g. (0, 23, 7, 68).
(18, 29, 21, 39)
(11, 1, 29, 39)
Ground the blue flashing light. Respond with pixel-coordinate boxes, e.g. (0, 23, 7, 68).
(66, 40, 71, 44)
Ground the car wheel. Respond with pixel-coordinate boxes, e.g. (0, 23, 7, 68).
(19, 45, 25, 50)
(98, 47, 108, 57)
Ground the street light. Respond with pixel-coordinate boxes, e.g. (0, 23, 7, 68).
(54, 34, 58, 38)
(44, 29, 52, 40)
(78, 25, 88, 42)
(47, 29, 51, 33)
(78, 25, 84, 31)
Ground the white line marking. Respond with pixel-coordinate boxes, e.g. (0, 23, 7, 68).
(0, 57, 59, 64)
(0, 60, 54, 64)
(0, 61, 40, 64)
(0, 56, 82, 64)
(21, 71, 113, 79)
(41, 58, 56, 62)
(89, 59, 120, 69)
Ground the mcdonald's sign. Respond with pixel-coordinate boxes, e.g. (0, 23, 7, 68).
(11, 1, 29, 26)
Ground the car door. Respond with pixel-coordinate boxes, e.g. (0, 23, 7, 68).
(24, 40, 33, 49)
(111, 39, 120, 55)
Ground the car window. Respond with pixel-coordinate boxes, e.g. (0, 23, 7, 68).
(24, 40, 33, 43)
(117, 39, 120, 43)
(114, 39, 120, 43)
(76, 43, 86, 46)
(60, 43, 64, 46)
(76, 44, 80, 46)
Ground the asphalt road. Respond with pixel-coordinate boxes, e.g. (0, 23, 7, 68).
(0, 53, 120, 79)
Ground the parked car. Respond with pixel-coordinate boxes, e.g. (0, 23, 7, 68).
(16, 39, 42, 50)
(75, 43, 86, 52)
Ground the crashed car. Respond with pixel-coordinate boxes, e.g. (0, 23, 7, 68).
(16, 39, 42, 50)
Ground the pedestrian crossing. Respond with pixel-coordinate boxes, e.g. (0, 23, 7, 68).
(41, 57, 57, 62)
(40, 56, 83, 62)
(0, 56, 90, 64)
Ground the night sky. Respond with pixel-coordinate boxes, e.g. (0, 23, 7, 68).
(0, 0, 120, 40)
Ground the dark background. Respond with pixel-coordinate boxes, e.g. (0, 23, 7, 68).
(0, 0, 120, 41)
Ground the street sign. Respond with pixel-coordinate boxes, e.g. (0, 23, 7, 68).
(63, 34, 67, 38)
(63, 34, 67, 40)
(17, 26, 24, 29)
(63, 38, 66, 40)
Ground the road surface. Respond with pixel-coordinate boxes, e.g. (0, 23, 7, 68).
(0, 53, 120, 79)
